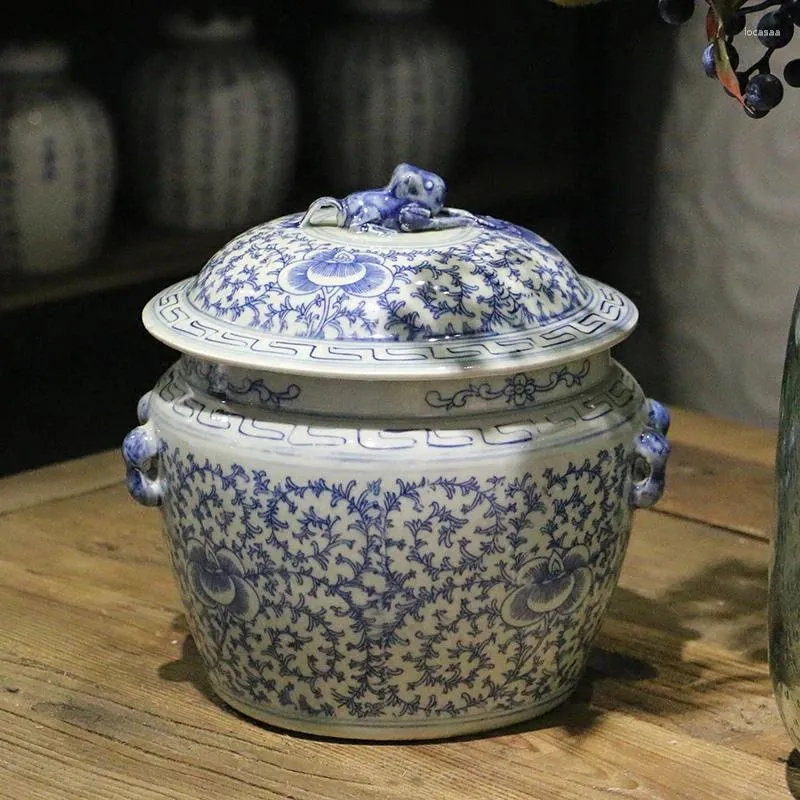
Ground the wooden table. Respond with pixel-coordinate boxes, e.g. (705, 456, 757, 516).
(0, 409, 795, 799)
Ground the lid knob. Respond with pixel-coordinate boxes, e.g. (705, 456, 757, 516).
(300, 163, 476, 232)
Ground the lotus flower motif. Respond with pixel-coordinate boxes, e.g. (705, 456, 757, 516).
(502, 545, 593, 627)
(278, 247, 393, 297)
(186, 538, 259, 622)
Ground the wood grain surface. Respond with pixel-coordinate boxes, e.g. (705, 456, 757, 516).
(657, 408, 777, 541)
(0, 408, 794, 799)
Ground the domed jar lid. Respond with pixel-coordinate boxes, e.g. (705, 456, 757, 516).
(143, 164, 638, 379)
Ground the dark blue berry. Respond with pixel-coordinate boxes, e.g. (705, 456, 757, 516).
(705, 43, 739, 82)
(727, 12, 746, 34)
(785, 58, 800, 87)
(744, 73, 784, 113)
(658, 0, 695, 25)
(757, 11, 794, 48)
(789, 0, 800, 26)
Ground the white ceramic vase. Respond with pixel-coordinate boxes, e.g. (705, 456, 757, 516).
(0, 42, 116, 275)
(123, 165, 670, 740)
(128, 13, 297, 233)
(313, 0, 469, 191)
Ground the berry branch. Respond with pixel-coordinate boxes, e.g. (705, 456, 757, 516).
(659, 0, 800, 116)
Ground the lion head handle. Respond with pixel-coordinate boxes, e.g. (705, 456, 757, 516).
(300, 163, 476, 232)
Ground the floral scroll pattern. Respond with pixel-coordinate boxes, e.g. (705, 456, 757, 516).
(425, 360, 591, 411)
(160, 442, 632, 723)
(187, 214, 589, 341)
(181, 356, 301, 410)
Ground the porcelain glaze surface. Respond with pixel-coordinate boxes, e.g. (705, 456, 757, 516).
(180, 353, 604, 418)
(125, 166, 670, 739)
(161, 432, 630, 728)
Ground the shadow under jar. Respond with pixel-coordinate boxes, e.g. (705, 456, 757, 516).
(123, 165, 670, 740)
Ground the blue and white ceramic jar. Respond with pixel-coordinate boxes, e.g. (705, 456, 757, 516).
(124, 165, 670, 740)
(0, 42, 116, 274)
(313, 0, 469, 191)
(128, 12, 297, 232)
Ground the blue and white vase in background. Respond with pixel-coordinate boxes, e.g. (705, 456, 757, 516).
(124, 164, 671, 741)
(128, 13, 297, 232)
(313, 0, 469, 192)
(0, 42, 116, 275)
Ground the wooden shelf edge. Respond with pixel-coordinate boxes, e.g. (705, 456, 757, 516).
(0, 230, 233, 314)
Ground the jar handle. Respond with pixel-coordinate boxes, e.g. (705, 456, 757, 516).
(300, 196, 344, 227)
(629, 399, 671, 509)
(122, 392, 163, 507)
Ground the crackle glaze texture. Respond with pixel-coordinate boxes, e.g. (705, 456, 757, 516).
(140, 356, 653, 736)
(652, 23, 800, 425)
(161, 443, 631, 728)
(144, 207, 637, 380)
(123, 350, 669, 737)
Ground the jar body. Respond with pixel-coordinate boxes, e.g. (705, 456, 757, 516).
(125, 353, 668, 739)
(770, 287, 800, 747)
(128, 34, 296, 232)
(0, 69, 116, 274)
(313, 8, 468, 191)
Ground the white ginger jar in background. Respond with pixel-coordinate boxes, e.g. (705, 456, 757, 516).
(0, 42, 116, 275)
